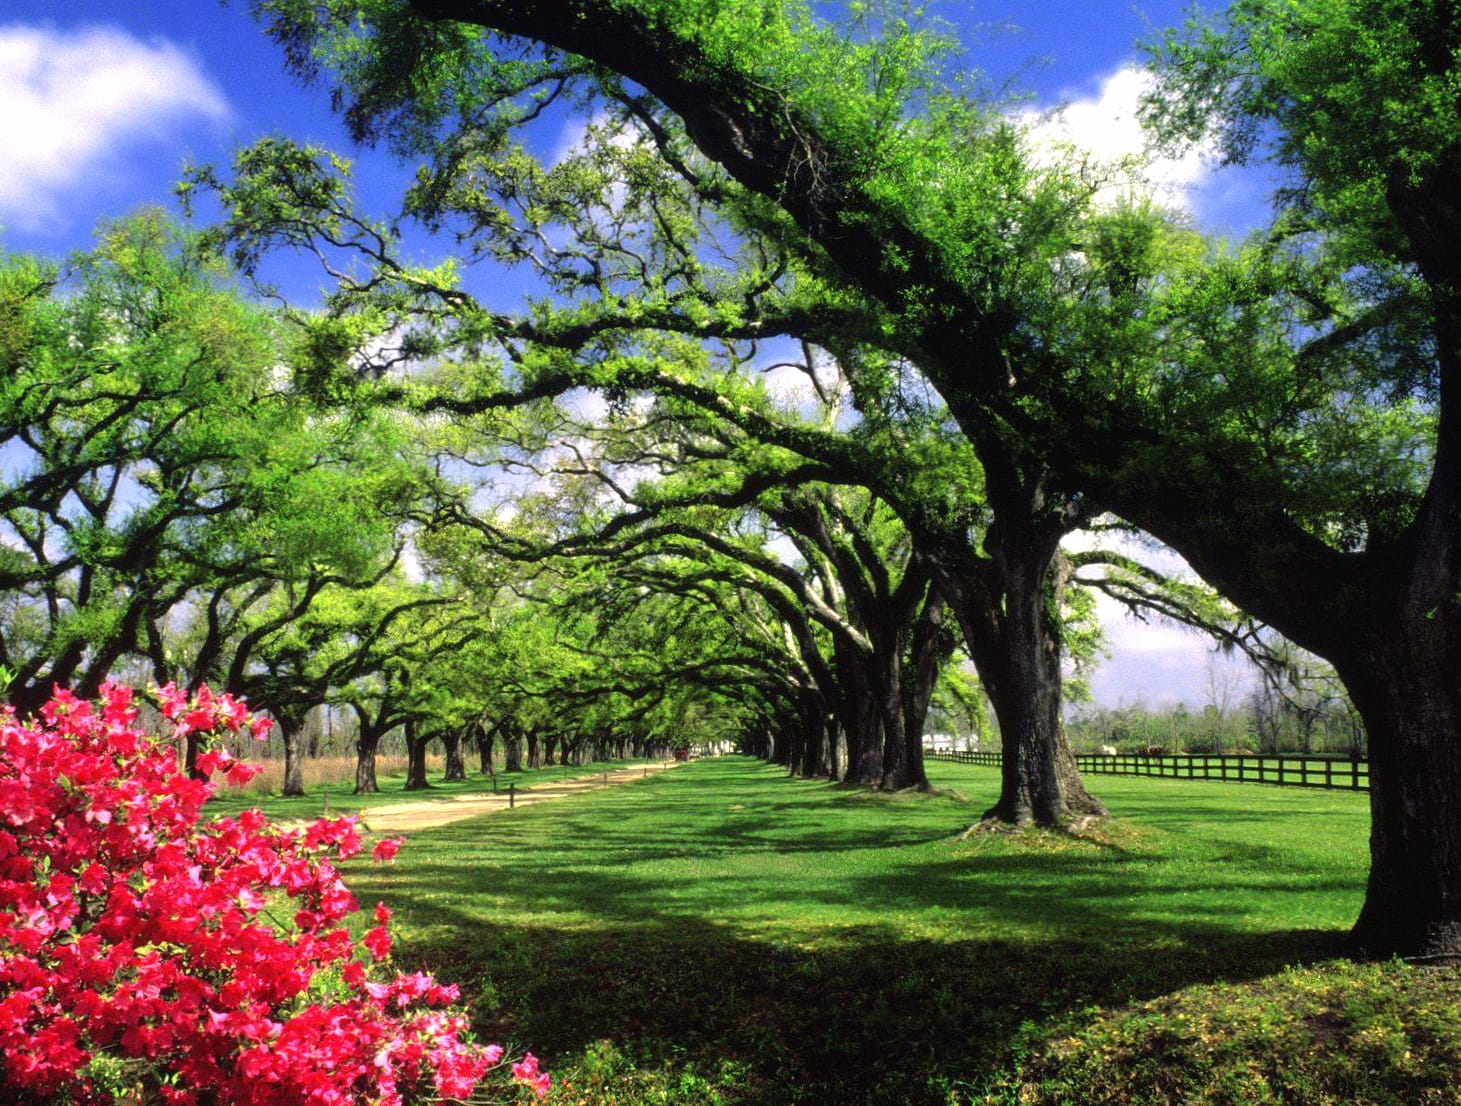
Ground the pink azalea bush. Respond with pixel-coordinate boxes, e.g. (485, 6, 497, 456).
(0, 681, 549, 1105)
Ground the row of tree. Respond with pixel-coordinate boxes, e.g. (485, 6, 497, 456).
(4, 0, 1446, 956)
(183, 93, 1246, 825)
(220, 0, 1459, 956)
(0, 217, 729, 795)
(0, 203, 1223, 823)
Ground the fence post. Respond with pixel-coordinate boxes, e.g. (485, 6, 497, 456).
(509, 783, 515, 809)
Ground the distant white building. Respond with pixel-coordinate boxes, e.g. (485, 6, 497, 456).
(922, 732, 980, 754)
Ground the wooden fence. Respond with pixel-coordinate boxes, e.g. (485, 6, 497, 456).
(925, 749, 1370, 792)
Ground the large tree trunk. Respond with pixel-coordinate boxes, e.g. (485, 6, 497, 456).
(777, 716, 802, 771)
(1342, 617, 1461, 956)
(185, 731, 205, 780)
(281, 716, 306, 797)
(898, 589, 948, 791)
(766, 729, 786, 767)
(876, 652, 924, 790)
(742, 728, 769, 759)
(798, 694, 830, 778)
(355, 728, 381, 794)
(986, 548, 1103, 825)
(441, 729, 467, 781)
(503, 731, 523, 772)
(6, 677, 53, 720)
(526, 729, 541, 769)
(476, 724, 496, 774)
(941, 537, 1104, 826)
(836, 661, 882, 785)
(404, 721, 430, 791)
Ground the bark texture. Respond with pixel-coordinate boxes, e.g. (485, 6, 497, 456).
(404, 721, 430, 791)
(355, 732, 381, 794)
(441, 730, 467, 781)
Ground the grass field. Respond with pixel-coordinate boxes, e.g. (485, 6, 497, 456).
(339, 757, 1461, 1105)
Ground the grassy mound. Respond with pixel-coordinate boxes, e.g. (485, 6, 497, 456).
(983, 960, 1461, 1105)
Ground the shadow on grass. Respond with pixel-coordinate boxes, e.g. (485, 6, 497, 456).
(351, 759, 1362, 1104)
(394, 912, 1346, 1106)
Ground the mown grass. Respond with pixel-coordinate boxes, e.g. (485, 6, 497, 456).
(341, 756, 1461, 1105)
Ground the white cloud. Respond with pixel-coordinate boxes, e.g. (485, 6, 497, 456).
(0, 24, 230, 231)
(1064, 529, 1261, 708)
(550, 113, 594, 167)
(1024, 66, 1212, 211)
(549, 110, 642, 167)
(561, 387, 610, 424)
(1091, 604, 1259, 710)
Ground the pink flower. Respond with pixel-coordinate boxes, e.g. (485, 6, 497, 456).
(183, 707, 216, 734)
(513, 1053, 551, 1099)
(154, 682, 189, 719)
(224, 761, 261, 788)
(362, 926, 392, 961)
(372, 837, 404, 863)
(0, 683, 517, 1106)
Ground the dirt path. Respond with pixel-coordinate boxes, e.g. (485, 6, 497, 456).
(357, 762, 684, 834)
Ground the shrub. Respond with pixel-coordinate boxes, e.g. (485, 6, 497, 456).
(0, 682, 548, 1105)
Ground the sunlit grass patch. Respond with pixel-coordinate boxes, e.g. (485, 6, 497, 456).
(983, 960, 1461, 1105)
(337, 756, 1442, 1105)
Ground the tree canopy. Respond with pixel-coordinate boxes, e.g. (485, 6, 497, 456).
(234, 0, 1461, 956)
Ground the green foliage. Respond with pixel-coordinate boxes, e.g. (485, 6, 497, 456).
(1147, 0, 1461, 268)
(240, 0, 1452, 614)
(0, 212, 280, 695)
(0, 207, 444, 727)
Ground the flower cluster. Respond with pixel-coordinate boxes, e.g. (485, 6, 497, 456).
(0, 682, 549, 1105)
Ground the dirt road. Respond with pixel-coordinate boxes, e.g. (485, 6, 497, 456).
(357, 762, 683, 834)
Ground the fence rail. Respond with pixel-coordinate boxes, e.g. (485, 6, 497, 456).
(925, 749, 1370, 792)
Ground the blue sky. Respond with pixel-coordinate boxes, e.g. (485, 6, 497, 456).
(0, 1, 1259, 253)
(0, 1, 1266, 710)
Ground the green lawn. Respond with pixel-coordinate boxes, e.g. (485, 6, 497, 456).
(341, 757, 1461, 1105)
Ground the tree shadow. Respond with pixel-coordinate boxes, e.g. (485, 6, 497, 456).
(392, 907, 1347, 1105)
(354, 759, 1363, 1103)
